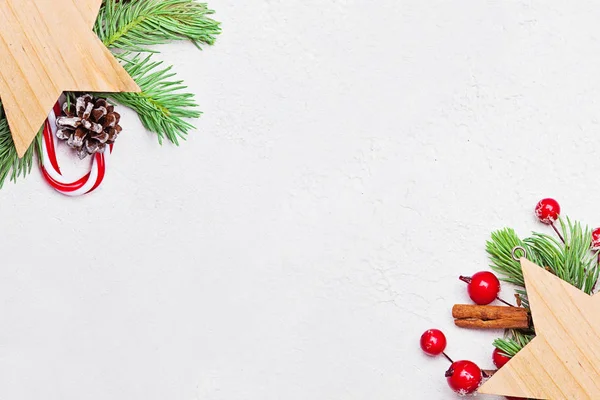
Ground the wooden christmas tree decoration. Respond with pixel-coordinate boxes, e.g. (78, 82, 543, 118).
(479, 257, 600, 399)
(0, 0, 139, 157)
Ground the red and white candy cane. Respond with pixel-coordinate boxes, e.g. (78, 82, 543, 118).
(41, 100, 113, 196)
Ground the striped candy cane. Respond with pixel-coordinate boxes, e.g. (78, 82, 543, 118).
(40, 99, 113, 196)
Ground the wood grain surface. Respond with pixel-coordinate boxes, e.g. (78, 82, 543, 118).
(0, 0, 139, 157)
(478, 258, 600, 399)
(75, 0, 103, 28)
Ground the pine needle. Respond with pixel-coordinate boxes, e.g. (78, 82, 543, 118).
(96, 0, 221, 52)
(494, 330, 534, 358)
(487, 228, 530, 287)
(107, 54, 201, 145)
(0, 103, 38, 188)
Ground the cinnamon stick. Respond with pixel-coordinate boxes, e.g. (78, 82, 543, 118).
(452, 304, 529, 329)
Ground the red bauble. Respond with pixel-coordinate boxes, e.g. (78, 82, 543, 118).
(420, 329, 447, 356)
(592, 228, 600, 250)
(462, 271, 500, 305)
(535, 198, 560, 224)
(493, 347, 511, 369)
(445, 360, 482, 394)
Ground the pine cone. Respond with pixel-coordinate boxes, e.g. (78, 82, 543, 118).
(56, 94, 122, 159)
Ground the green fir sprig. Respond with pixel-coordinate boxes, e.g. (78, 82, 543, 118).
(0, 102, 41, 188)
(493, 330, 534, 358)
(97, 0, 219, 146)
(108, 54, 201, 145)
(487, 217, 599, 356)
(96, 0, 220, 52)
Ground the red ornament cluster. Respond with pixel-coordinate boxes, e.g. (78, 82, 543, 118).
(419, 327, 520, 396)
(419, 329, 483, 394)
(421, 253, 511, 394)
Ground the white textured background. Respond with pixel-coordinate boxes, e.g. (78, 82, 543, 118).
(1, 1, 599, 399)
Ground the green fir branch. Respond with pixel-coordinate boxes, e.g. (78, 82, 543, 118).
(96, 0, 220, 145)
(107, 54, 201, 145)
(525, 218, 599, 294)
(486, 228, 531, 287)
(488, 219, 598, 296)
(97, 0, 221, 52)
(0, 104, 38, 188)
(488, 217, 599, 359)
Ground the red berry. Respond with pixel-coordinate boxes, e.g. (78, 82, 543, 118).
(592, 228, 600, 250)
(445, 360, 482, 394)
(493, 347, 511, 368)
(420, 329, 447, 356)
(461, 271, 500, 305)
(535, 198, 560, 224)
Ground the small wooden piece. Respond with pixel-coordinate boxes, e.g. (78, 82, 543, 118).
(75, 0, 103, 28)
(479, 258, 600, 399)
(0, 0, 139, 157)
(452, 304, 529, 329)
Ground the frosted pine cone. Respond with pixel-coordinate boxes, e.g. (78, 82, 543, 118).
(56, 94, 122, 159)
